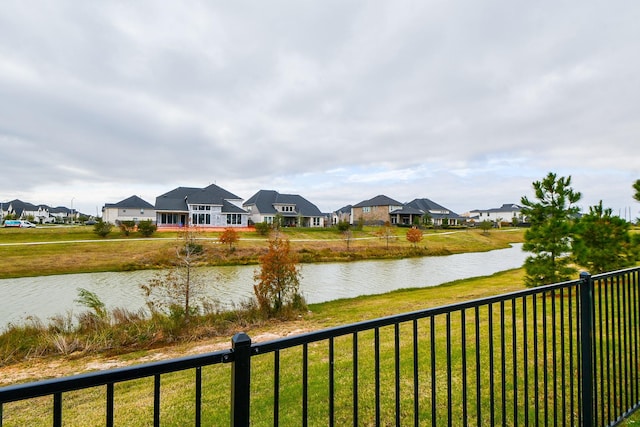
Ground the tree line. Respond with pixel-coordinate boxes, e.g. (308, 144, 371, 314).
(520, 173, 640, 287)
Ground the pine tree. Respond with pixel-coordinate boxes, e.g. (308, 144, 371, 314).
(520, 172, 581, 286)
(573, 201, 633, 274)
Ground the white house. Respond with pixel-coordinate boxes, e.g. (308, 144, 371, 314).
(469, 203, 526, 225)
(155, 183, 248, 228)
(102, 195, 156, 225)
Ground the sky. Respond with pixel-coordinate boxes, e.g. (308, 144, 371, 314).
(1, 1, 639, 219)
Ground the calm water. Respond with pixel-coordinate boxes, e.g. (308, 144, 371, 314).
(0, 244, 525, 328)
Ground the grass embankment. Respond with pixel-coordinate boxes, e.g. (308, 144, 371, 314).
(0, 226, 523, 278)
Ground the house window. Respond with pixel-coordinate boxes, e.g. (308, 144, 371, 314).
(313, 217, 320, 226)
(192, 213, 211, 225)
(363, 207, 371, 213)
(227, 214, 242, 225)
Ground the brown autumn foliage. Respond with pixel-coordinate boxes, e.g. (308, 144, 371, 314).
(253, 234, 303, 316)
(406, 227, 423, 247)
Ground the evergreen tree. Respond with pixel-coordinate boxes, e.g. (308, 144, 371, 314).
(520, 172, 581, 286)
(633, 179, 640, 203)
(572, 201, 633, 274)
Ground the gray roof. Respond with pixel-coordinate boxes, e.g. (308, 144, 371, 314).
(404, 198, 464, 219)
(104, 195, 154, 209)
(244, 190, 323, 216)
(353, 195, 402, 208)
(155, 183, 243, 212)
(470, 203, 523, 213)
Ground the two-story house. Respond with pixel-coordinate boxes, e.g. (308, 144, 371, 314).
(243, 190, 325, 227)
(469, 203, 525, 225)
(155, 183, 249, 229)
(351, 195, 404, 225)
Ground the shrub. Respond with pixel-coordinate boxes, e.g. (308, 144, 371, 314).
(137, 220, 157, 237)
(93, 220, 113, 238)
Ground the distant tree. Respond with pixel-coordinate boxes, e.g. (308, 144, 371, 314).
(479, 220, 493, 236)
(421, 213, 433, 228)
(254, 221, 271, 236)
(406, 227, 423, 247)
(336, 220, 351, 232)
(141, 226, 206, 321)
(342, 229, 353, 251)
(633, 179, 640, 203)
(93, 219, 113, 238)
(572, 201, 634, 274)
(376, 222, 396, 249)
(137, 220, 157, 237)
(119, 220, 136, 236)
(253, 235, 303, 316)
(520, 172, 582, 287)
(219, 227, 239, 251)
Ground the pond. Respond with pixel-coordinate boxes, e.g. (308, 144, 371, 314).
(0, 244, 526, 328)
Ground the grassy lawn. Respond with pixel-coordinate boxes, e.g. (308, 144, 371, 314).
(0, 225, 524, 278)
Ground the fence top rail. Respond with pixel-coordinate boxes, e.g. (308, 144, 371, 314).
(254, 276, 584, 354)
(0, 348, 232, 404)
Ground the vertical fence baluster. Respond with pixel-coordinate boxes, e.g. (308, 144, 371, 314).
(375, 327, 380, 426)
(500, 301, 506, 426)
(394, 324, 401, 427)
(430, 316, 436, 427)
(533, 292, 539, 427)
(274, 350, 280, 427)
(446, 313, 452, 427)
(195, 368, 201, 427)
(522, 296, 529, 427)
(53, 392, 62, 427)
(580, 272, 594, 427)
(353, 333, 358, 427)
(106, 382, 114, 427)
(489, 303, 495, 427)
(461, 309, 468, 426)
(413, 319, 419, 427)
(303, 343, 308, 427)
(475, 306, 481, 427)
(153, 374, 160, 427)
(511, 298, 517, 427)
(329, 338, 335, 427)
(231, 332, 251, 427)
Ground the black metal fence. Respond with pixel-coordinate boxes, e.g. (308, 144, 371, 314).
(1, 267, 640, 426)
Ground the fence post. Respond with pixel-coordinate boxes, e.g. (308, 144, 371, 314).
(579, 272, 594, 427)
(230, 332, 252, 427)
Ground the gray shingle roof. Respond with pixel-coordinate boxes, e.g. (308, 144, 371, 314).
(104, 195, 154, 209)
(244, 190, 323, 216)
(353, 195, 402, 208)
(155, 184, 243, 212)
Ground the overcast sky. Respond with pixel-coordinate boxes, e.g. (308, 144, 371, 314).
(1, 1, 639, 219)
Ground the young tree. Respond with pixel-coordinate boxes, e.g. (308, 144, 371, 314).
(141, 226, 207, 321)
(633, 179, 640, 203)
(376, 222, 396, 249)
(479, 220, 493, 236)
(93, 219, 113, 238)
(520, 172, 582, 287)
(219, 227, 239, 251)
(342, 229, 353, 251)
(253, 235, 303, 316)
(572, 201, 633, 274)
(406, 227, 423, 248)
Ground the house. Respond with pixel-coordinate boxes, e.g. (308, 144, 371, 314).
(155, 183, 248, 229)
(332, 205, 352, 225)
(243, 190, 325, 227)
(351, 195, 404, 225)
(102, 195, 156, 225)
(391, 198, 465, 227)
(1, 199, 68, 224)
(469, 203, 525, 225)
